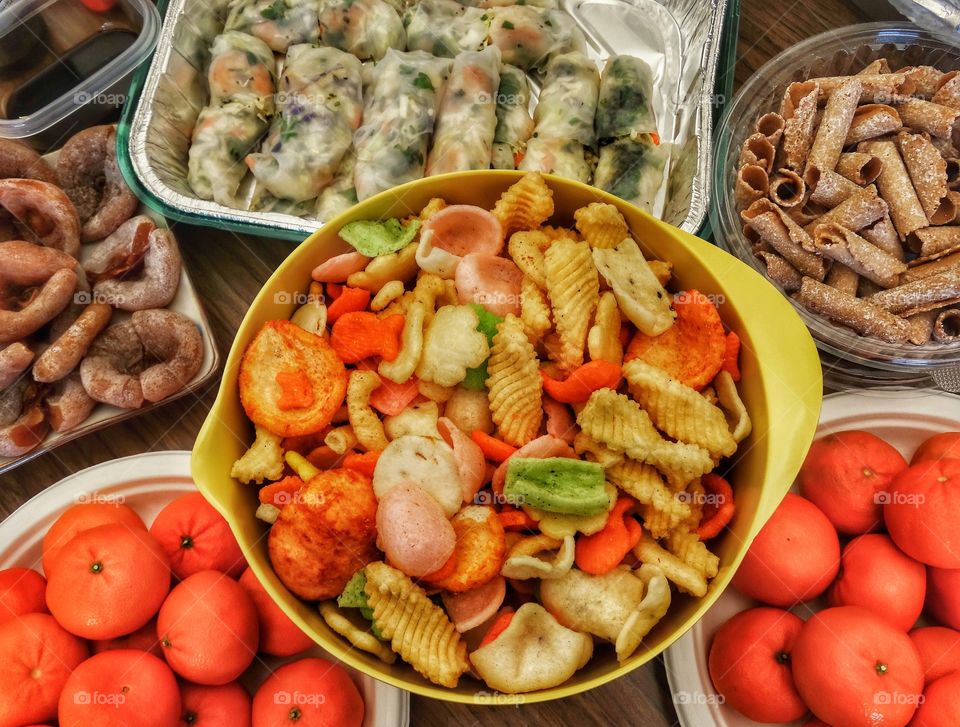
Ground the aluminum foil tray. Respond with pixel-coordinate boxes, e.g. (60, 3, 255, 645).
(120, 0, 730, 241)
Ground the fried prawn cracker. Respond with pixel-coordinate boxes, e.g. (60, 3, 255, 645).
(508, 230, 551, 289)
(486, 313, 543, 446)
(574, 202, 630, 249)
(545, 239, 599, 371)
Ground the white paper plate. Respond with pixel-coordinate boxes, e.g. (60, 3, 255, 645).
(664, 389, 960, 727)
(0, 450, 409, 727)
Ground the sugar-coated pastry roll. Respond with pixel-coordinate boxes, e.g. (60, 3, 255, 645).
(491, 65, 534, 170)
(315, 147, 357, 221)
(487, 6, 586, 70)
(188, 102, 269, 206)
(857, 59, 891, 75)
(824, 262, 860, 296)
(595, 55, 657, 140)
(933, 74, 960, 110)
(861, 214, 905, 261)
(809, 73, 913, 103)
(741, 198, 825, 279)
(867, 267, 960, 316)
(836, 152, 881, 185)
(809, 169, 861, 209)
(518, 137, 591, 183)
(947, 160, 960, 191)
(224, 0, 319, 53)
(591, 136, 668, 212)
(895, 98, 960, 140)
(735, 164, 768, 209)
(934, 309, 960, 342)
(246, 46, 363, 202)
(794, 277, 911, 343)
(860, 140, 929, 241)
(802, 184, 888, 235)
(207, 31, 277, 112)
(812, 223, 907, 288)
(844, 104, 902, 146)
(769, 169, 805, 208)
(950, 190, 960, 221)
(906, 309, 938, 344)
(755, 112, 785, 147)
(804, 78, 861, 186)
(426, 46, 501, 175)
(533, 51, 600, 147)
(756, 250, 803, 291)
(904, 251, 960, 283)
(908, 227, 960, 261)
(318, 0, 405, 61)
(902, 66, 956, 98)
(402, 0, 489, 57)
(787, 201, 827, 227)
(778, 81, 819, 171)
(896, 130, 955, 224)
(353, 50, 452, 200)
(738, 133, 776, 173)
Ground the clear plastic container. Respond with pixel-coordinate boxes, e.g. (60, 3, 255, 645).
(711, 22, 960, 391)
(0, 0, 160, 149)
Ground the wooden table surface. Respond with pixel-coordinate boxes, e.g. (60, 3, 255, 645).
(3, 0, 876, 724)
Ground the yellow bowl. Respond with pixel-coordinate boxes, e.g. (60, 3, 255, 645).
(192, 170, 823, 704)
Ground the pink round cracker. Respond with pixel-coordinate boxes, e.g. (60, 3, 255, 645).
(455, 253, 523, 316)
(376, 482, 456, 577)
(421, 205, 503, 257)
(311, 251, 371, 282)
(438, 416, 487, 503)
(442, 575, 506, 633)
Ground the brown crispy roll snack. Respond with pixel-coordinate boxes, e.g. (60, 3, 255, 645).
(844, 104, 903, 146)
(932, 74, 960, 110)
(743, 223, 762, 246)
(836, 152, 882, 185)
(742, 199, 825, 280)
(735, 164, 769, 209)
(907, 310, 938, 344)
(867, 267, 960, 316)
(895, 98, 960, 140)
(756, 251, 803, 292)
(932, 136, 960, 159)
(950, 191, 960, 220)
(858, 59, 891, 76)
(860, 140, 929, 240)
(809, 169, 862, 208)
(896, 130, 955, 224)
(904, 66, 956, 99)
(803, 184, 888, 235)
(812, 223, 908, 288)
(908, 226, 960, 260)
(946, 160, 960, 191)
(756, 112, 785, 146)
(861, 214, 906, 261)
(805, 79, 861, 186)
(810, 73, 913, 103)
(824, 261, 860, 296)
(738, 133, 776, 172)
(903, 251, 960, 284)
(794, 276, 911, 343)
(934, 309, 960, 342)
(787, 200, 828, 227)
(779, 81, 819, 171)
(769, 169, 805, 208)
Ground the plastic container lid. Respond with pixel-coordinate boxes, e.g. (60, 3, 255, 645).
(0, 0, 160, 141)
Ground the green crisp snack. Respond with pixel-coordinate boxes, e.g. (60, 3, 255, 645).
(338, 570, 382, 637)
(339, 218, 420, 257)
(462, 304, 503, 389)
(503, 458, 610, 516)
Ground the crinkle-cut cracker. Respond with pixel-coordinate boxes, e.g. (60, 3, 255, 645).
(492, 172, 554, 236)
(520, 275, 552, 342)
(633, 533, 709, 597)
(363, 561, 468, 687)
(319, 601, 396, 664)
(577, 389, 715, 484)
(574, 203, 630, 249)
(545, 238, 599, 371)
(623, 360, 737, 459)
(639, 504, 675, 540)
(231, 424, 284, 484)
(680, 478, 705, 529)
(587, 291, 622, 366)
(664, 528, 720, 579)
(605, 458, 690, 532)
(573, 431, 625, 469)
(715, 370, 752, 443)
(539, 225, 580, 242)
(419, 197, 447, 222)
(486, 313, 543, 446)
(615, 564, 671, 663)
(508, 230, 551, 289)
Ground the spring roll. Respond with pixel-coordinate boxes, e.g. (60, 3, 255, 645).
(933, 74, 960, 111)
(809, 73, 913, 103)
(836, 152, 882, 186)
(809, 169, 861, 209)
(592, 136, 667, 212)
(402, 0, 489, 57)
(844, 104, 902, 146)
(353, 50, 452, 200)
(812, 223, 907, 288)
(487, 6, 586, 70)
(595, 55, 657, 140)
(779, 81, 819, 171)
(426, 46, 501, 175)
(861, 214, 905, 261)
(895, 98, 960, 140)
(246, 46, 363, 202)
(909, 227, 960, 261)
(804, 78, 861, 186)
(318, 0, 405, 61)
(742, 199, 825, 279)
(207, 31, 277, 112)
(934, 309, 960, 342)
(896, 130, 955, 225)
(867, 268, 960, 316)
(824, 261, 860, 296)
(491, 65, 534, 170)
(794, 277, 911, 343)
(756, 250, 803, 292)
(224, 0, 319, 52)
(769, 169, 805, 208)
(315, 147, 358, 220)
(756, 112, 785, 147)
(188, 101, 268, 206)
(518, 137, 590, 183)
(803, 184, 888, 235)
(859, 140, 929, 241)
(531, 51, 599, 148)
(738, 133, 776, 173)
